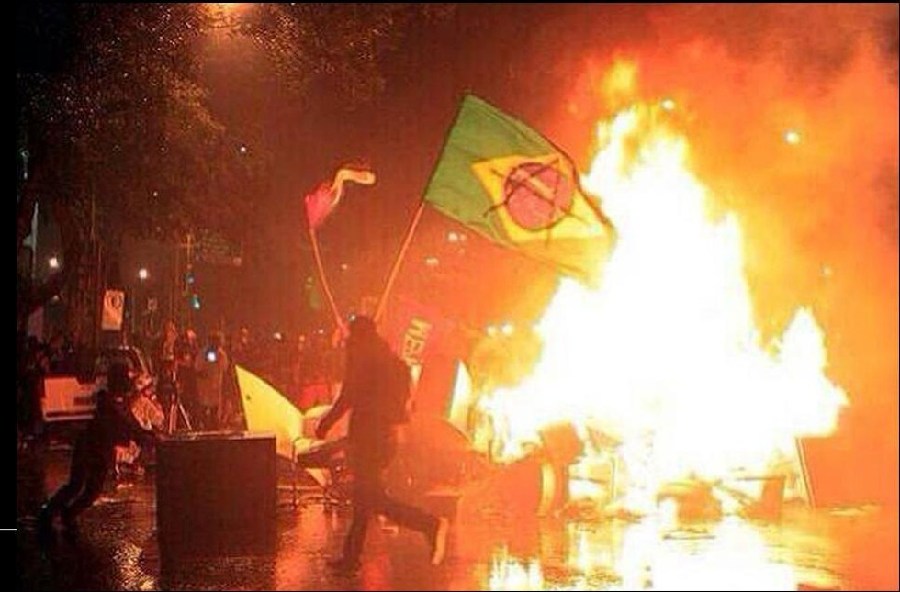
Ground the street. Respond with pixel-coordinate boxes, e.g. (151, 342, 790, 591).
(17, 446, 898, 590)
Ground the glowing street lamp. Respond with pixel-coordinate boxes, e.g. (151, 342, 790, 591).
(48, 256, 60, 270)
(784, 129, 801, 145)
(214, 3, 242, 13)
(138, 268, 150, 281)
(205, 3, 248, 25)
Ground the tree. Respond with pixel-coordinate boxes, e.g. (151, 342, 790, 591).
(17, 3, 454, 340)
(17, 4, 235, 339)
(237, 4, 455, 106)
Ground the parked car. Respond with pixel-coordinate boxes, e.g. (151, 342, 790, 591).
(41, 345, 154, 423)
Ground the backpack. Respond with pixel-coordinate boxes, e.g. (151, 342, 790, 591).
(381, 353, 412, 425)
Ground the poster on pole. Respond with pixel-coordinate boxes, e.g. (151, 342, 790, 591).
(101, 289, 125, 331)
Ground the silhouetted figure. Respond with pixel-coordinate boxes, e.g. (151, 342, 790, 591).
(155, 319, 179, 409)
(39, 361, 155, 535)
(316, 315, 449, 572)
(195, 332, 229, 430)
(176, 329, 200, 421)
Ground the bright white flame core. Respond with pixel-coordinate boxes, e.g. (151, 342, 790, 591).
(479, 99, 846, 504)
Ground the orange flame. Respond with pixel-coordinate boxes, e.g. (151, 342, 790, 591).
(478, 61, 847, 508)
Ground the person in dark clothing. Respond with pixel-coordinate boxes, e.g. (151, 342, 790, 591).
(155, 320, 180, 408)
(176, 329, 200, 422)
(20, 340, 50, 441)
(316, 315, 449, 572)
(39, 361, 156, 533)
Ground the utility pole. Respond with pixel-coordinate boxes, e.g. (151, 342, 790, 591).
(186, 232, 194, 329)
(170, 232, 195, 328)
(171, 241, 179, 324)
(91, 179, 103, 350)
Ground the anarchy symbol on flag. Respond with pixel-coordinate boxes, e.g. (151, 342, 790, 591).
(471, 154, 605, 244)
(493, 158, 578, 231)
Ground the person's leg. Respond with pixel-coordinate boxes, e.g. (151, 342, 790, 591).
(370, 471, 449, 564)
(362, 440, 437, 535)
(366, 444, 450, 565)
(339, 465, 377, 566)
(41, 444, 89, 520)
(379, 494, 438, 534)
(63, 461, 109, 524)
(340, 504, 371, 566)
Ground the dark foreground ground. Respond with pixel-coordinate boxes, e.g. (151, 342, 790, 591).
(17, 446, 899, 591)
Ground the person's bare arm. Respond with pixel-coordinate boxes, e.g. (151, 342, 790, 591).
(315, 386, 352, 439)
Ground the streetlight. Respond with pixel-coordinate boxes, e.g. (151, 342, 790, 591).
(212, 3, 243, 14)
(205, 3, 249, 28)
(784, 129, 801, 145)
(48, 256, 60, 270)
(138, 267, 149, 281)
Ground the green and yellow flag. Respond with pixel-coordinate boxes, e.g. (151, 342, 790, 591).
(424, 95, 615, 283)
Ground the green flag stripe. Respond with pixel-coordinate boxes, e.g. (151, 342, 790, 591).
(423, 94, 613, 284)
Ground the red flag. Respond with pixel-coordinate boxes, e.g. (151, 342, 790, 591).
(305, 182, 336, 230)
(304, 166, 376, 230)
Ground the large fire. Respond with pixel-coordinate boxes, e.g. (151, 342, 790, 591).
(475, 61, 847, 510)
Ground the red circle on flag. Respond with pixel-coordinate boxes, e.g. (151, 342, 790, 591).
(501, 161, 574, 231)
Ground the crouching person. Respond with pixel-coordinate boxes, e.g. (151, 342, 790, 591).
(39, 361, 157, 535)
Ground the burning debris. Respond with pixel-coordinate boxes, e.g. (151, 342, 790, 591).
(455, 61, 848, 522)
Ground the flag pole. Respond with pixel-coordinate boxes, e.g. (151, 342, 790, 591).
(374, 200, 425, 324)
(373, 96, 470, 325)
(307, 224, 346, 334)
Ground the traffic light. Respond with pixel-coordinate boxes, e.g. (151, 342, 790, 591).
(184, 265, 200, 311)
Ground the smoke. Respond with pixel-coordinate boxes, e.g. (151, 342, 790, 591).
(560, 4, 898, 503)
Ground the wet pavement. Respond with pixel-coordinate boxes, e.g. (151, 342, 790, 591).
(17, 446, 899, 591)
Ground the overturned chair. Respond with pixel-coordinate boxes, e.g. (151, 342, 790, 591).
(291, 405, 352, 509)
(292, 436, 351, 509)
(235, 366, 351, 509)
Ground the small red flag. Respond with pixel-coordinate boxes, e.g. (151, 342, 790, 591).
(304, 166, 376, 230)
